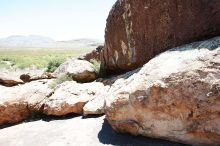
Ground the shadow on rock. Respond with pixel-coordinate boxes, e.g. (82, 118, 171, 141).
(169, 37, 220, 52)
(0, 113, 81, 129)
(98, 119, 188, 146)
(40, 113, 81, 122)
(82, 114, 104, 119)
(97, 68, 141, 85)
(0, 123, 19, 130)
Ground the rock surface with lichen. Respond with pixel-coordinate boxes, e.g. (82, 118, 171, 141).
(102, 0, 220, 74)
(105, 37, 220, 146)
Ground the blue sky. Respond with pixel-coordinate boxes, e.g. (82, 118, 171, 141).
(0, 0, 116, 40)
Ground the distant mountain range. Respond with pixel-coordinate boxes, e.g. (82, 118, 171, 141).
(0, 35, 103, 49)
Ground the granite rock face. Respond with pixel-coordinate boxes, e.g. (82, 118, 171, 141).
(105, 37, 220, 146)
(0, 73, 24, 87)
(0, 80, 53, 125)
(102, 0, 220, 74)
(54, 58, 97, 83)
(83, 85, 110, 116)
(43, 81, 106, 116)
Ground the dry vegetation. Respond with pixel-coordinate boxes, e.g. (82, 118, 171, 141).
(0, 48, 91, 70)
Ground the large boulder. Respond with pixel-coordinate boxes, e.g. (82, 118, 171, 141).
(0, 73, 24, 87)
(0, 78, 108, 126)
(43, 81, 106, 116)
(0, 80, 53, 125)
(102, 0, 220, 74)
(0, 87, 30, 126)
(54, 58, 97, 83)
(105, 37, 220, 146)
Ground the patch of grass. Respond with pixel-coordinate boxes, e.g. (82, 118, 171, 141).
(90, 59, 101, 73)
(49, 74, 73, 89)
(46, 59, 64, 73)
(90, 59, 106, 77)
(0, 61, 10, 69)
(1, 57, 14, 62)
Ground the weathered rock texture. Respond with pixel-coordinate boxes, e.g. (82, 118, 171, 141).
(79, 45, 103, 62)
(105, 37, 220, 146)
(54, 59, 97, 83)
(0, 116, 186, 146)
(0, 73, 24, 87)
(20, 72, 55, 83)
(96, 68, 140, 86)
(83, 85, 110, 115)
(43, 81, 106, 116)
(0, 80, 53, 125)
(102, 0, 220, 74)
(0, 79, 108, 125)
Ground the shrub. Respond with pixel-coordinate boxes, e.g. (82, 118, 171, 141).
(49, 74, 72, 89)
(0, 61, 10, 69)
(1, 57, 14, 62)
(90, 59, 101, 75)
(16, 62, 30, 69)
(46, 59, 64, 72)
(0, 58, 15, 69)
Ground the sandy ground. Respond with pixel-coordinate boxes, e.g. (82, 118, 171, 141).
(0, 115, 187, 146)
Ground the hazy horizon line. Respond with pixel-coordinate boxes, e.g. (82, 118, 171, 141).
(0, 34, 104, 42)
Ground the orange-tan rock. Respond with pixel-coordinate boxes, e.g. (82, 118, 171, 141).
(43, 81, 106, 116)
(0, 73, 24, 87)
(0, 79, 53, 125)
(83, 85, 110, 116)
(105, 37, 220, 146)
(20, 72, 55, 83)
(54, 58, 97, 83)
